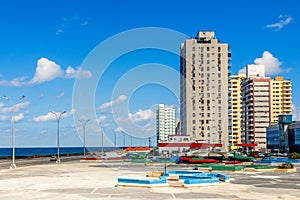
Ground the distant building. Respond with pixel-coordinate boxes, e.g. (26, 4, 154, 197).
(180, 31, 230, 151)
(239, 65, 292, 152)
(241, 66, 271, 151)
(270, 76, 292, 123)
(246, 64, 265, 77)
(156, 104, 176, 142)
(158, 135, 191, 154)
(267, 114, 300, 153)
(228, 74, 246, 149)
(175, 119, 181, 135)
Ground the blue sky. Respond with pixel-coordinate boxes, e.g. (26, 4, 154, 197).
(0, 0, 300, 147)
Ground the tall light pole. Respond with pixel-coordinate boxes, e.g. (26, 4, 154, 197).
(3, 95, 25, 169)
(101, 129, 104, 155)
(51, 111, 66, 163)
(114, 131, 116, 149)
(123, 132, 126, 148)
(78, 119, 90, 157)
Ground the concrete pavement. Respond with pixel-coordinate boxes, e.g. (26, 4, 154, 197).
(0, 161, 299, 199)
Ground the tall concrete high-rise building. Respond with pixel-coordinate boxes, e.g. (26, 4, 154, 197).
(241, 64, 270, 151)
(240, 65, 293, 151)
(180, 31, 230, 150)
(228, 74, 246, 149)
(156, 104, 176, 142)
(270, 76, 292, 123)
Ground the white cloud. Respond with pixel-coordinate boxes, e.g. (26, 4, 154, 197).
(80, 21, 88, 26)
(56, 29, 64, 35)
(128, 109, 156, 123)
(102, 123, 110, 128)
(0, 113, 24, 122)
(115, 127, 124, 132)
(56, 92, 65, 99)
(56, 16, 88, 35)
(0, 57, 92, 87)
(0, 76, 27, 87)
(0, 115, 9, 121)
(265, 15, 293, 31)
(238, 51, 290, 76)
(32, 109, 76, 122)
(238, 67, 246, 75)
(14, 113, 24, 122)
(39, 93, 45, 98)
(30, 58, 64, 84)
(40, 130, 47, 135)
(0, 101, 30, 113)
(65, 66, 92, 79)
(98, 95, 127, 112)
(96, 115, 107, 123)
(254, 51, 290, 75)
(293, 104, 299, 121)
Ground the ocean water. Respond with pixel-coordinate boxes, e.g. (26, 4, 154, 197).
(0, 147, 124, 158)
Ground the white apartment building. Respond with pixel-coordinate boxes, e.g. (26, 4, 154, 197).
(241, 65, 270, 151)
(180, 31, 230, 150)
(156, 104, 176, 142)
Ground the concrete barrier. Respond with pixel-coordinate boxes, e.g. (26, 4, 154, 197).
(117, 177, 167, 188)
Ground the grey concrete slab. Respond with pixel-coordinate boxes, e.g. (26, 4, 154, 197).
(0, 160, 300, 199)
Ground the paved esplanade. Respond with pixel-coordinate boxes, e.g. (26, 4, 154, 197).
(0, 161, 299, 200)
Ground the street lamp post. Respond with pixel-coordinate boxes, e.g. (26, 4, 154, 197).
(123, 131, 126, 148)
(3, 95, 25, 169)
(101, 130, 104, 155)
(51, 111, 66, 163)
(114, 131, 116, 149)
(78, 119, 90, 157)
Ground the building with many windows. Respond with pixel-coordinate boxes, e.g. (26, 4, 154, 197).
(270, 76, 292, 123)
(267, 114, 300, 153)
(239, 65, 292, 152)
(156, 104, 176, 142)
(241, 64, 270, 151)
(180, 31, 230, 150)
(228, 74, 246, 149)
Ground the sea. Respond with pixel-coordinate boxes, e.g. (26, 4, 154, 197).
(0, 147, 125, 158)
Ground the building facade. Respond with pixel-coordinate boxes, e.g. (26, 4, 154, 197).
(180, 31, 230, 150)
(267, 114, 300, 153)
(270, 76, 292, 123)
(241, 65, 270, 151)
(156, 104, 176, 142)
(228, 74, 246, 149)
(240, 65, 292, 152)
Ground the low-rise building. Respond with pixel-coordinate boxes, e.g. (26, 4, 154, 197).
(266, 114, 300, 153)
